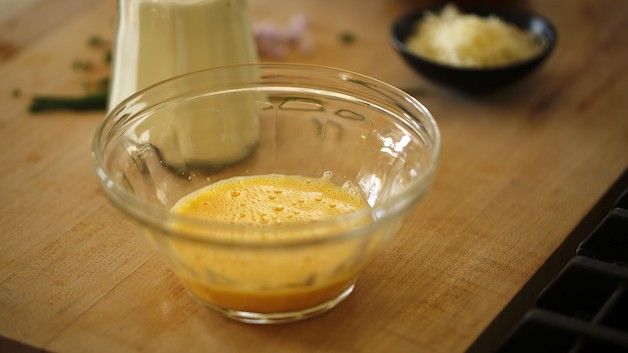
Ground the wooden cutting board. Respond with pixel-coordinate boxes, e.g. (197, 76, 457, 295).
(1, 1, 627, 353)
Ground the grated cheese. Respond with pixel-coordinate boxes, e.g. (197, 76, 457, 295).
(405, 4, 544, 68)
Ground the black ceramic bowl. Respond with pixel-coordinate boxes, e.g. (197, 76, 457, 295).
(391, 6, 557, 93)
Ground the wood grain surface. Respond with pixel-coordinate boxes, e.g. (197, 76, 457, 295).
(1, 1, 627, 352)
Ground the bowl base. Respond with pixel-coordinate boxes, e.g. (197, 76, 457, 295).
(191, 284, 355, 324)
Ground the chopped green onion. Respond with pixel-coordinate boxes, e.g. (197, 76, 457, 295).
(340, 31, 356, 45)
(29, 91, 108, 113)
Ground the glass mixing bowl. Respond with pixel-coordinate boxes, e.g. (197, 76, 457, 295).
(92, 63, 440, 324)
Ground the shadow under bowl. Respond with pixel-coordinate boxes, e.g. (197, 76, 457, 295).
(390, 6, 557, 93)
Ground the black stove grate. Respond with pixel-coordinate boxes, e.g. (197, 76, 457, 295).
(495, 188, 628, 353)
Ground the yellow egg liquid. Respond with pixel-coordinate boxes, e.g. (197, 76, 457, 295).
(169, 173, 371, 314)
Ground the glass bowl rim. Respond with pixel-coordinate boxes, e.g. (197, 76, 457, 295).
(92, 63, 441, 248)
